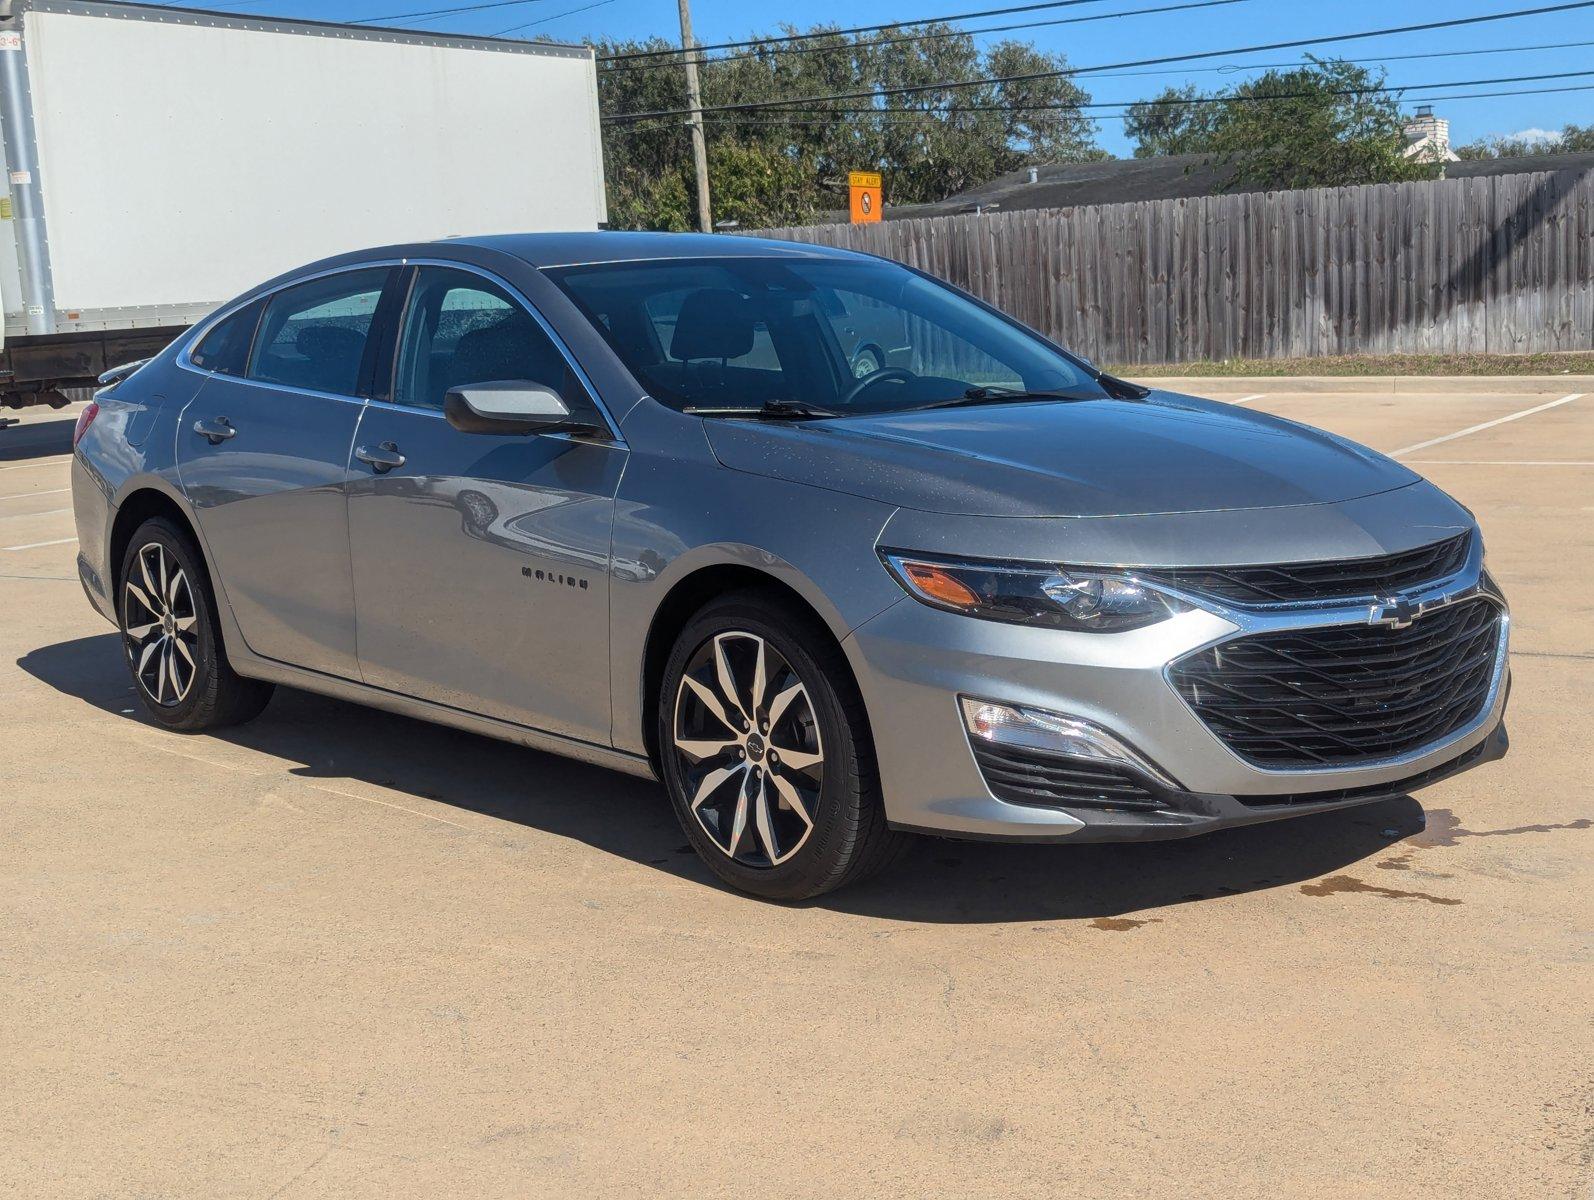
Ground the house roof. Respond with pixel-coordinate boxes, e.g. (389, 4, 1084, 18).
(879, 150, 1594, 220)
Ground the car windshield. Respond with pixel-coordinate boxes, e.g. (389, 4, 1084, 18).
(546, 256, 1107, 417)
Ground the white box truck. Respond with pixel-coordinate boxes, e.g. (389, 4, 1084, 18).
(0, 0, 607, 410)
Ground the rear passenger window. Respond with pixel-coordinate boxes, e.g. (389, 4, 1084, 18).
(190, 300, 262, 376)
(248, 268, 390, 396)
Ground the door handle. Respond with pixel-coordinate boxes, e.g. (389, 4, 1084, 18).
(355, 441, 406, 473)
(192, 416, 236, 444)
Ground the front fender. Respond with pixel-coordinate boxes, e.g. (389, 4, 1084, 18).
(607, 402, 904, 756)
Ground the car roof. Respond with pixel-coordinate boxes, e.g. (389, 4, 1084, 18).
(449, 230, 870, 268)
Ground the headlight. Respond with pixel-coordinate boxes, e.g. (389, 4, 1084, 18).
(879, 549, 1190, 632)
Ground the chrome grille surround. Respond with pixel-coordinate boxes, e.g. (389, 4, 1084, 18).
(1143, 532, 1473, 609)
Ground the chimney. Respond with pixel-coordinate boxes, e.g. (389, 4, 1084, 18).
(1403, 105, 1455, 162)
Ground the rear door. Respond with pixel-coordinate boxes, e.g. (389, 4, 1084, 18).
(345, 264, 625, 744)
(176, 266, 395, 679)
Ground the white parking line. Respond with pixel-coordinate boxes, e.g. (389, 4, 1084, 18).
(0, 506, 70, 521)
(1406, 460, 1594, 466)
(1390, 393, 1585, 457)
(1229, 394, 1266, 405)
(0, 455, 73, 473)
(1, 536, 76, 551)
(0, 487, 68, 501)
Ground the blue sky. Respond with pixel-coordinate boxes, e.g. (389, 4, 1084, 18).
(165, 0, 1592, 155)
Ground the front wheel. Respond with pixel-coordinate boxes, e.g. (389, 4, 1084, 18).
(658, 591, 906, 900)
(118, 517, 274, 732)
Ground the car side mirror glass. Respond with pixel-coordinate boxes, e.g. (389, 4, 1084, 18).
(443, 381, 599, 436)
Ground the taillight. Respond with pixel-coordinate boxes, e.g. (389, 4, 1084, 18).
(72, 401, 100, 448)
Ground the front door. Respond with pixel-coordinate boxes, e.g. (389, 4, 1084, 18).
(176, 266, 393, 679)
(345, 265, 624, 745)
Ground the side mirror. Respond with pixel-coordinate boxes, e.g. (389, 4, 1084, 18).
(443, 381, 600, 437)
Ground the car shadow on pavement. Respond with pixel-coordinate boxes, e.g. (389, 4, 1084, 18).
(20, 632, 1427, 924)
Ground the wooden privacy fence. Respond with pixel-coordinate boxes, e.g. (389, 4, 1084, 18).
(748, 170, 1594, 366)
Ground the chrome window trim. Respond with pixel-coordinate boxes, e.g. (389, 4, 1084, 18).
(176, 260, 405, 398)
(177, 257, 626, 445)
(1159, 535, 1511, 779)
(395, 257, 625, 444)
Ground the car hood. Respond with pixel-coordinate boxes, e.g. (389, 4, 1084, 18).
(703, 392, 1420, 518)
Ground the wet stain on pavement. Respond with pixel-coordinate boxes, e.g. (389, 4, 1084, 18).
(1359, 808, 1592, 879)
(1413, 809, 1593, 848)
(1299, 874, 1462, 905)
(1374, 852, 1453, 877)
(1089, 916, 1164, 931)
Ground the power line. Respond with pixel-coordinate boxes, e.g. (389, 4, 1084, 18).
(602, 1, 1594, 122)
(493, 0, 614, 35)
(1044, 37, 1594, 81)
(601, 0, 1248, 74)
(599, 0, 1121, 63)
(1204, 38, 1594, 77)
(600, 80, 1594, 129)
(360, 0, 553, 24)
(738, 67, 1594, 116)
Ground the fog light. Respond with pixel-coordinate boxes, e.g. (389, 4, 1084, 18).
(960, 697, 1179, 789)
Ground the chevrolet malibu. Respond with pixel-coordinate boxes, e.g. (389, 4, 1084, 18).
(72, 233, 1510, 899)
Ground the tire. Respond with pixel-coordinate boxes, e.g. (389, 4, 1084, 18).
(658, 589, 907, 900)
(118, 516, 274, 732)
(850, 344, 885, 379)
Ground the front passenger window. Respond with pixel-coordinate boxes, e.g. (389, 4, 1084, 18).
(393, 267, 576, 412)
(248, 268, 390, 396)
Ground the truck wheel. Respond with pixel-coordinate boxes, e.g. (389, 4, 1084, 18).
(658, 590, 907, 900)
(118, 517, 274, 731)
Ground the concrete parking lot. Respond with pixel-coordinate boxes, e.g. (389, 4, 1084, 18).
(3, 380, 1590, 1198)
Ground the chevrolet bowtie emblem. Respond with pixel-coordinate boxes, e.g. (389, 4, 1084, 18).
(1369, 595, 1418, 629)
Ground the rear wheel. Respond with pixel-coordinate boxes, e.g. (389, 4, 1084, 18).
(658, 591, 906, 900)
(119, 517, 274, 731)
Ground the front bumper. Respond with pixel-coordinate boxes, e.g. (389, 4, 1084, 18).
(843, 543, 1511, 843)
(904, 719, 1509, 844)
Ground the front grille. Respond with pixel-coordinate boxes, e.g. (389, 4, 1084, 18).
(970, 742, 1162, 812)
(1234, 740, 1492, 808)
(1169, 598, 1502, 768)
(1148, 533, 1471, 607)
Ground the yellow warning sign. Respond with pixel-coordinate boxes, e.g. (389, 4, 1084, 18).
(849, 171, 882, 224)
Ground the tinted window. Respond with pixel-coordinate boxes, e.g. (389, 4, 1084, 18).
(393, 267, 574, 412)
(549, 258, 1100, 415)
(190, 300, 262, 376)
(642, 287, 781, 371)
(248, 268, 390, 396)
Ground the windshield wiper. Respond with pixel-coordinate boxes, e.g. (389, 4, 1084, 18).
(1095, 371, 1152, 399)
(684, 399, 841, 420)
(919, 385, 1092, 411)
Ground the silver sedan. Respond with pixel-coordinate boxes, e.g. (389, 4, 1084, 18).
(71, 233, 1510, 899)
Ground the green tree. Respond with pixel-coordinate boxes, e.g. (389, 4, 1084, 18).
(1123, 59, 1438, 191)
(596, 26, 1102, 230)
(1456, 122, 1594, 158)
(1124, 85, 1216, 157)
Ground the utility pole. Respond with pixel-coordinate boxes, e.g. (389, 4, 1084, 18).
(676, 0, 712, 233)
